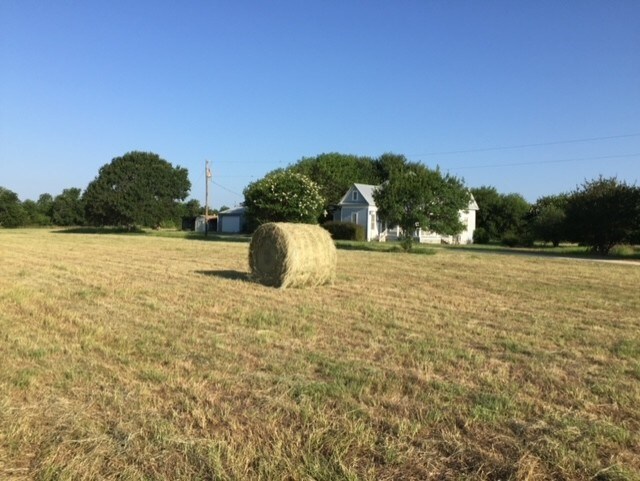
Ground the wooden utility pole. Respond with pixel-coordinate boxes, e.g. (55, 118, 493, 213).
(205, 160, 212, 236)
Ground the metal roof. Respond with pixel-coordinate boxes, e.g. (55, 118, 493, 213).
(338, 183, 379, 206)
(219, 206, 245, 216)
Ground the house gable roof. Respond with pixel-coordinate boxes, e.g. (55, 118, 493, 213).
(337, 183, 379, 206)
(468, 193, 479, 210)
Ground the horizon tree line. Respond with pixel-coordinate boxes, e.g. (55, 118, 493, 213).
(1, 151, 638, 255)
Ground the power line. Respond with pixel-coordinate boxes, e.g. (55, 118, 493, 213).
(444, 153, 640, 170)
(410, 133, 640, 157)
(211, 180, 243, 198)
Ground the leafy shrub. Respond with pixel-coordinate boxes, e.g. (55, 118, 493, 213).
(322, 221, 365, 241)
(473, 227, 490, 244)
(400, 236, 414, 252)
(564, 176, 640, 255)
(244, 171, 325, 226)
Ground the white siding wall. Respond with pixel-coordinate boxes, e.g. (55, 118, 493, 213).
(195, 216, 207, 232)
(458, 209, 476, 244)
(219, 215, 241, 233)
(337, 206, 379, 241)
(340, 206, 368, 230)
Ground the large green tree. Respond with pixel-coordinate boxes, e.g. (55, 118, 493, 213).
(0, 187, 27, 227)
(530, 194, 569, 247)
(373, 163, 469, 251)
(243, 170, 324, 228)
(470, 186, 531, 244)
(83, 151, 190, 228)
(181, 199, 202, 217)
(565, 176, 640, 255)
(288, 153, 380, 210)
(21, 200, 40, 225)
(36, 193, 54, 224)
(470, 186, 502, 241)
(495, 193, 531, 245)
(373, 152, 409, 181)
(52, 188, 85, 226)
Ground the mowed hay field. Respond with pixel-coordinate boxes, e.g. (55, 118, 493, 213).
(1, 230, 639, 481)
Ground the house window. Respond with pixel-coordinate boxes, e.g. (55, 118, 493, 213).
(370, 213, 376, 230)
(351, 190, 358, 201)
(351, 212, 358, 224)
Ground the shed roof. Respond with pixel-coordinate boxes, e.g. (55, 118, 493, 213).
(219, 206, 245, 216)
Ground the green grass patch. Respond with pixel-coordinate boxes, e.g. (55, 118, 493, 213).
(612, 339, 640, 359)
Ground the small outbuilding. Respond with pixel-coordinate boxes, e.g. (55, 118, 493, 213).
(194, 215, 217, 233)
(217, 206, 246, 233)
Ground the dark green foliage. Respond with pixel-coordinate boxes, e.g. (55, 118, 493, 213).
(500, 231, 533, 247)
(470, 186, 502, 241)
(530, 194, 569, 246)
(83, 151, 191, 228)
(289, 153, 380, 209)
(565, 176, 640, 255)
(243, 170, 324, 226)
(373, 163, 469, 251)
(37, 193, 54, 220)
(279, 152, 433, 223)
(52, 188, 85, 226)
(21, 199, 51, 226)
(500, 232, 520, 247)
(495, 193, 531, 238)
(28, 193, 54, 225)
(183, 199, 201, 217)
(0, 187, 27, 227)
(472, 227, 490, 244)
(373, 152, 408, 180)
(470, 186, 531, 243)
(322, 221, 365, 241)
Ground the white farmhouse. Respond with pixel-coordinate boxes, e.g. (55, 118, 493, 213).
(332, 184, 381, 241)
(333, 183, 479, 244)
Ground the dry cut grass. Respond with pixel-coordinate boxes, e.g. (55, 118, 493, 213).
(0, 228, 639, 480)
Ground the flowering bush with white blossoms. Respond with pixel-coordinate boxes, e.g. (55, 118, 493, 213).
(243, 170, 325, 226)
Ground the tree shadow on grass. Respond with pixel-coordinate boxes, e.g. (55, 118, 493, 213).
(443, 244, 595, 259)
(53, 227, 253, 243)
(53, 227, 146, 235)
(180, 233, 251, 243)
(196, 270, 251, 282)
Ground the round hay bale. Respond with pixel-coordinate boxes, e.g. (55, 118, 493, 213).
(249, 222, 337, 288)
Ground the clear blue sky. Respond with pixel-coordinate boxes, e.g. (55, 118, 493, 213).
(1, 1, 639, 209)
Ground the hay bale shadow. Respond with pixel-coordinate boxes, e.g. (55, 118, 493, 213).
(196, 270, 250, 282)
